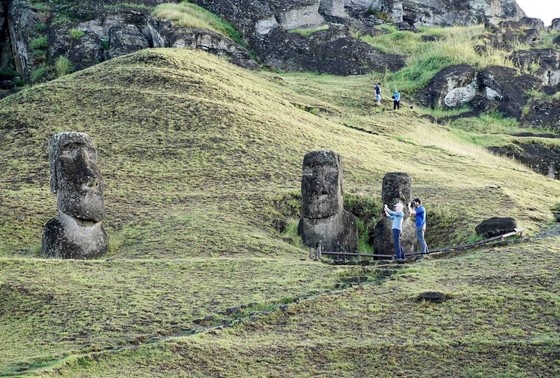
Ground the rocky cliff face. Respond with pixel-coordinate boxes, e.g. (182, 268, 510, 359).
(0, 0, 532, 88)
(366, 0, 525, 27)
(0, 0, 256, 90)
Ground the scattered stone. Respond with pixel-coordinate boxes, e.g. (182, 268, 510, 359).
(416, 291, 450, 303)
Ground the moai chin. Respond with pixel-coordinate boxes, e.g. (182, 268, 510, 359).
(298, 150, 358, 253)
(372, 172, 416, 258)
(41, 132, 108, 259)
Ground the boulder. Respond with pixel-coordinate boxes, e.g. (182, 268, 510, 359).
(475, 217, 517, 238)
(419, 64, 477, 109)
(551, 18, 560, 32)
(421, 64, 541, 119)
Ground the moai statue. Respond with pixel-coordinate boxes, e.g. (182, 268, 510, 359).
(372, 172, 416, 258)
(41, 132, 108, 259)
(298, 150, 358, 253)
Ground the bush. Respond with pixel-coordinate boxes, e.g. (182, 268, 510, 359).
(69, 28, 85, 40)
(55, 56, 73, 77)
(30, 36, 49, 50)
(31, 66, 49, 83)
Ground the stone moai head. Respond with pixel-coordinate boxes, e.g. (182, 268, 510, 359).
(301, 150, 344, 219)
(371, 172, 415, 256)
(381, 172, 411, 210)
(49, 132, 105, 221)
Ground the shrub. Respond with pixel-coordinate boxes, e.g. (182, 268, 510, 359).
(31, 66, 49, 83)
(69, 28, 85, 40)
(0, 68, 19, 80)
(30, 36, 49, 50)
(55, 56, 73, 77)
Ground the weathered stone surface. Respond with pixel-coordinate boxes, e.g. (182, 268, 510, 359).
(298, 150, 358, 253)
(157, 22, 258, 70)
(510, 49, 560, 86)
(475, 217, 517, 238)
(419, 64, 477, 108)
(107, 24, 149, 59)
(255, 24, 405, 75)
(371, 172, 416, 257)
(489, 141, 560, 179)
(522, 100, 560, 130)
(367, 0, 525, 28)
(421, 64, 541, 119)
(7, 0, 40, 83)
(483, 18, 543, 50)
(552, 18, 560, 32)
(42, 132, 108, 259)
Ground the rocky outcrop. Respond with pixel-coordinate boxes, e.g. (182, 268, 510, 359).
(522, 100, 560, 130)
(480, 17, 545, 52)
(420, 64, 541, 119)
(367, 0, 525, 27)
(256, 24, 405, 75)
(2, 1, 255, 85)
(510, 49, 560, 86)
(7, 0, 40, 83)
(490, 141, 560, 179)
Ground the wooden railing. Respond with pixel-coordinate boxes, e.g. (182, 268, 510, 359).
(310, 228, 524, 262)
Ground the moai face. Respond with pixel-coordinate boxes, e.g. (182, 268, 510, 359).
(301, 150, 344, 219)
(49, 132, 105, 222)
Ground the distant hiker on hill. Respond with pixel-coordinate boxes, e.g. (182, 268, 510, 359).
(392, 89, 401, 110)
(374, 82, 381, 106)
(384, 202, 405, 261)
(409, 198, 429, 257)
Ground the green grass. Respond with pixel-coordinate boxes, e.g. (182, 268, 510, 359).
(0, 48, 559, 376)
(360, 25, 516, 95)
(152, 1, 244, 45)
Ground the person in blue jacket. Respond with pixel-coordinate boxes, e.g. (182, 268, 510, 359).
(409, 198, 429, 256)
(392, 89, 401, 110)
(384, 202, 405, 261)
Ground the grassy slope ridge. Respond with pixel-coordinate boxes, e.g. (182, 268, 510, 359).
(0, 49, 559, 376)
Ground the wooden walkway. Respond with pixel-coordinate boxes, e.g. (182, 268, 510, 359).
(311, 228, 524, 262)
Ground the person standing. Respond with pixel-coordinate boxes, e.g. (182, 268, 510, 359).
(374, 82, 382, 106)
(384, 202, 405, 261)
(409, 198, 429, 256)
(392, 89, 401, 110)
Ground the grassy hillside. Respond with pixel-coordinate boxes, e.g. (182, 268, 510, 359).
(0, 48, 559, 376)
